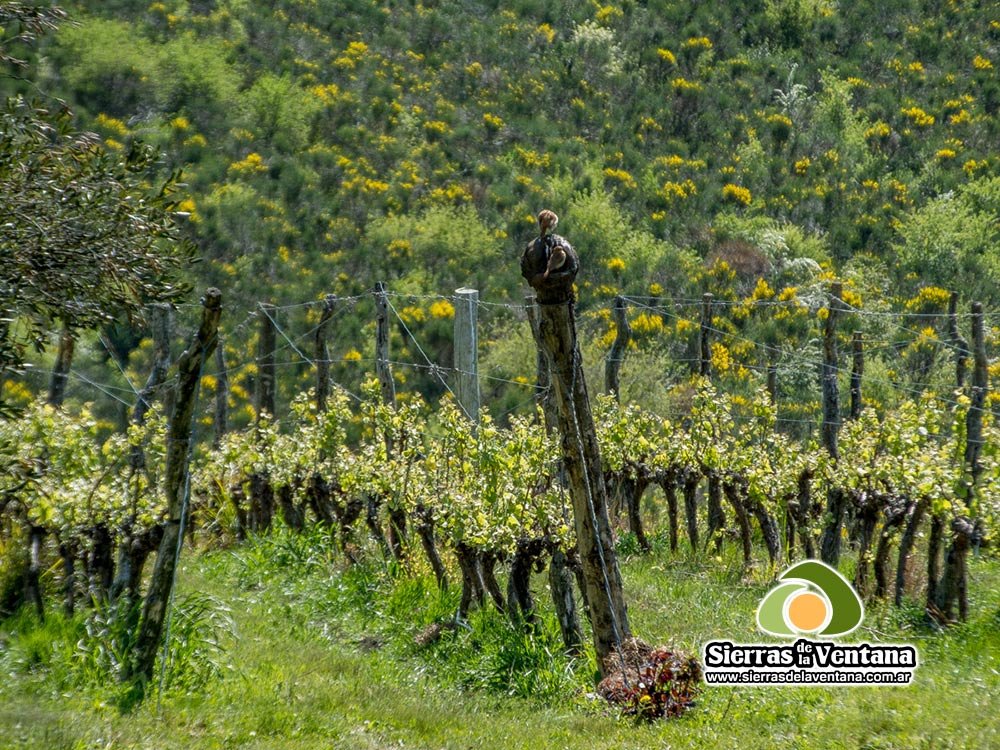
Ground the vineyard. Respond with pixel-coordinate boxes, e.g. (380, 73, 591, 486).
(4, 0, 1000, 746)
(2, 272, 998, 704)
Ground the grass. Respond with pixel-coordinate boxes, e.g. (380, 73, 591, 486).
(1, 529, 998, 750)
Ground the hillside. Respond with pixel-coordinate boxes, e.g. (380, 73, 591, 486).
(32, 0, 999, 288)
(3, 0, 998, 425)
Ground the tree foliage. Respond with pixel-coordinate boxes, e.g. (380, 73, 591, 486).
(0, 3, 192, 411)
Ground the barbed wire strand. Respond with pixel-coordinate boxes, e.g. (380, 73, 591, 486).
(624, 297, 978, 414)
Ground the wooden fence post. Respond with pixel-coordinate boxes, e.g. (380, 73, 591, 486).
(526, 294, 557, 433)
(696, 292, 725, 550)
(527, 293, 582, 652)
(821, 281, 842, 458)
(850, 330, 864, 420)
(453, 288, 480, 421)
(964, 302, 987, 482)
(128, 288, 221, 687)
(256, 302, 277, 420)
(374, 282, 396, 417)
(213, 341, 229, 449)
(605, 295, 631, 401)
(948, 291, 970, 389)
(766, 355, 778, 405)
(936, 302, 988, 621)
(699, 293, 713, 378)
(374, 282, 406, 562)
(249, 302, 277, 533)
(315, 294, 337, 413)
(820, 281, 846, 566)
(25, 525, 45, 620)
(520, 223, 631, 673)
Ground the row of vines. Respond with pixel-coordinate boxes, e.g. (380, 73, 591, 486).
(3, 360, 995, 658)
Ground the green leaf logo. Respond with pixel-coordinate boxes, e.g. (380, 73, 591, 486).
(757, 560, 864, 638)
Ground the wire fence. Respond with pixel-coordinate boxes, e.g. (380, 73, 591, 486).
(8, 284, 995, 435)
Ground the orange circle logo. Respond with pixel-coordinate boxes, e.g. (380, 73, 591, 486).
(786, 591, 829, 632)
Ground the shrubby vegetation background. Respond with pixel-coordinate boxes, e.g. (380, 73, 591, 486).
(5, 0, 1000, 425)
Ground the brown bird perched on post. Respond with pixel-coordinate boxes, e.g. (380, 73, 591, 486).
(521, 208, 577, 302)
(537, 209, 567, 279)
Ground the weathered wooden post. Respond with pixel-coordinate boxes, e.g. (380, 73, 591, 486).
(526, 294, 557, 433)
(374, 282, 406, 562)
(521, 218, 631, 672)
(605, 295, 631, 401)
(819, 281, 846, 566)
(699, 292, 713, 378)
(948, 291, 970, 389)
(25, 525, 45, 620)
(936, 302, 987, 621)
(314, 294, 337, 413)
(766, 355, 778, 405)
(696, 292, 726, 551)
(249, 302, 277, 533)
(526, 293, 582, 653)
(453, 288, 480, 421)
(129, 288, 221, 687)
(256, 302, 277, 419)
(820, 281, 842, 459)
(964, 302, 987, 483)
(850, 330, 864, 420)
(374, 283, 396, 416)
(213, 341, 229, 449)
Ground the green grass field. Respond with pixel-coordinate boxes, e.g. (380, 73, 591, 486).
(2, 531, 998, 750)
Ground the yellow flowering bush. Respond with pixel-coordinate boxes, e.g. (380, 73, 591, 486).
(709, 342, 731, 372)
(681, 36, 713, 50)
(905, 286, 950, 312)
(229, 152, 268, 174)
(96, 114, 129, 136)
(430, 300, 455, 319)
(751, 278, 774, 300)
(722, 183, 752, 206)
(631, 313, 665, 335)
(671, 77, 702, 93)
(657, 48, 676, 65)
(901, 106, 934, 127)
(603, 168, 637, 189)
(399, 306, 426, 324)
(483, 112, 505, 130)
